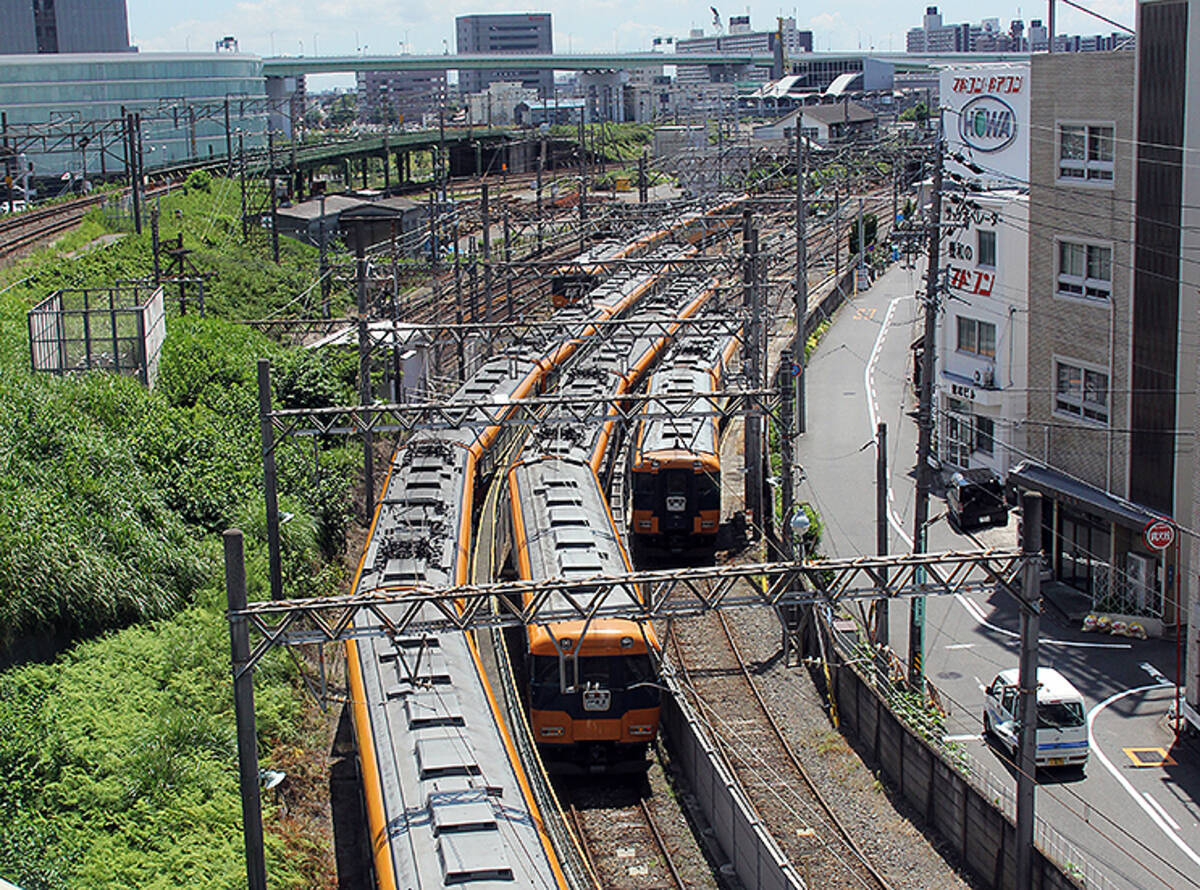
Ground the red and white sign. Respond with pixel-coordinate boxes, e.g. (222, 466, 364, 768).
(1144, 518, 1175, 551)
(948, 266, 994, 296)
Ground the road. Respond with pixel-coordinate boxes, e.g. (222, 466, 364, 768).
(795, 259, 1200, 890)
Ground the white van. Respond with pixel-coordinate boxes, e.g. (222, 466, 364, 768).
(983, 667, 1089, 768)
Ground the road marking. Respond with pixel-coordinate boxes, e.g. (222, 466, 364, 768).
(854, 306, 878, 320)
(1144, 793, 1182, 832)
(865, 294, 913, 548)
(1124, 747, 1177, 768)
(1141, 662, 1171, 685)
(944, 643, 975, 650)
(953, 592, 1131, 649)
(1089, 684, 1200, 868)
(974, 675, 987, 693)
(943, 733, 981, 743)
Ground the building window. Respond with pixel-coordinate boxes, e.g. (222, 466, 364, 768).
(1057, 240, 1112, 301)
(1055, 360, 1109, 424)
(1058, 123, 1114, 182)
(977, 229, 996, 268)
(956, 316, 996, 358)
(975, 415, 994, 454)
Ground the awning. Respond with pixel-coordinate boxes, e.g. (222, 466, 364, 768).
(1008, 460, 1164, 532)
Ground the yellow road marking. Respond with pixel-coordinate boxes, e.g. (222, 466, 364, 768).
(1122, 746, 1177, 768)
(853, 306, 878, 321)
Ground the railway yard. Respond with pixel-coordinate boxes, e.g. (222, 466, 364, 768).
(0, 129, 1110, 890)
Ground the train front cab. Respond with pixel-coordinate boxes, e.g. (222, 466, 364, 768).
(630, 452, 721, 562)
(527, 620, 661, 774)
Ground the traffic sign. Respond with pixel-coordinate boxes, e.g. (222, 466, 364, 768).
(1144, 518, 1175, 551)
(790, 363, 801, 377)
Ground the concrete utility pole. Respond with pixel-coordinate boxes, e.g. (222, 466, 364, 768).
(857, 195, 865, 282)
(910, 122, 944, 687)
(356, 222, 375, 523)
(503, 201, 514, 321)
(1016, 491, 1043, 890)
(743, 209, 764, 534)
(794, 120, 807, 435)
(224, 98, 233, 175)
(536, 137, 545, 254)
(238, 132, 247, 241)
(224, 529, 268, 890)
(268, 131, 280, 264)
(256, 360, 283, 601)
(875, 421, 890, 683)
(481, 183, 492, 322)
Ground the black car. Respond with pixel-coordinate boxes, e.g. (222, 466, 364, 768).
(947, 469, 1009, 530)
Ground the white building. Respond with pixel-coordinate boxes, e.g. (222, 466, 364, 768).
(936, 190, 1029, 479)
(466, 81, 538, 126)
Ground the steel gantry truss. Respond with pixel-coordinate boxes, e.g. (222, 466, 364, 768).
(227, 548, 1025, 675)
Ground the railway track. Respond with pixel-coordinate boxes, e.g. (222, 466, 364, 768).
(562, 769, 696, 890)
(668, 608, 894, 890)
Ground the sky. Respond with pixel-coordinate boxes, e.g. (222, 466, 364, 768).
(126, 0, 1137, 89)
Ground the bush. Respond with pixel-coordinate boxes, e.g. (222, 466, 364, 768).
(186, 169, 212, 192)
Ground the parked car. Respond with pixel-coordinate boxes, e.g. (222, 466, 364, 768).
(983, 667, 1089, 769)
(948, 468, 1008, 530)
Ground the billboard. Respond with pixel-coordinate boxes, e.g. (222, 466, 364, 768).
(939, 63, 1030, 189)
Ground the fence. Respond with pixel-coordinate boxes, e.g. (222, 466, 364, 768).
(28, 285, 166, 388)
(822, 621, 1116, 890)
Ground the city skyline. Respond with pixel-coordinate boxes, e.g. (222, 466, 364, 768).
(126, 0, 1136, 88)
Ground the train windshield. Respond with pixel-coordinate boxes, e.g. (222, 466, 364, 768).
(531, 654, 657, 692)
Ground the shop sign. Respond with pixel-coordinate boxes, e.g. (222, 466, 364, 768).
(959, 96, 1018, 153)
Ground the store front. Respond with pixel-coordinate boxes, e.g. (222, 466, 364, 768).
(1011, 461, 1176, 622)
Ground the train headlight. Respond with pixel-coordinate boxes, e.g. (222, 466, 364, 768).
(638, 520, 652, 530)
(628, 725, 653, 736)
(701, 520, 715, 530)
(540, 726, 565, 737)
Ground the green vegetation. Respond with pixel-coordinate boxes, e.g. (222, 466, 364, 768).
(899, 102, 929, 125)
(847, 212, 878, 256)
(550, 122, 654, 162)
(0, 179, 356, 888)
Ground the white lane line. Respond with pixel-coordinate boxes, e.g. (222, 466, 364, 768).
(1088, 684, 1200, 868)
(864, 295, 913, 548)
(1145, 793, 1183, 832)
(944, 643, 976, 650)
(944, 733, 981, 743)
(954, 592, 1130, 649)
(1141, 662, 1171, 685)
(974, 676, 987, 693)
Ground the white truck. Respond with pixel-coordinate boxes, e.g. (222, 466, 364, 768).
(983, 667, 1089, 768)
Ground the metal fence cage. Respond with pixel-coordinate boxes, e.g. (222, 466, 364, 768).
(28, 285, 166, 389)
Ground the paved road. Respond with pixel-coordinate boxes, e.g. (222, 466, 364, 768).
(796, 260, 1200, 890)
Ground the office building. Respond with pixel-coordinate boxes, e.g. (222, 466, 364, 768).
(455, 13, 553, 98)
(904, 5, 1132, 53)
(0, 0, 131, 54)
(356, 69, 447, 124)
(675, 16, 812, 86)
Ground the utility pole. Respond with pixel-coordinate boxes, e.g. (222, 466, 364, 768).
(238, 132, 247, 242)
(256, 360, 283, 601)
(150, 202, 161, 283)
(833, 189, 840, 294)
(536, 137, 545, 254)
(481, 183, 492, 323)
(910, 123, 944, 688)
(875, 421, 890, 683)
(743, 209, 763, 534)
(639, 149, 648, 204)
(794, 120, 807, 436)
(356, 222, 375, 523)
(1016, 491, 1043, 890)
(857, 196, 866, 283)
(126, 112, 142, 235)
(224, 529, 268, 890)
(577, 113, 587, 249)
(319, 192, 329, 316)
(268, 131, 280, 264)
(224, 98, 233, 175)
(503, 201, 514, 321)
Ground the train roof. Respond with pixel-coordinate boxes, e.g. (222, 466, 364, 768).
(639, 366, 719, 458)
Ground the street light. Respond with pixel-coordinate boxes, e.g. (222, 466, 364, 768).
(790, 508, 811, 560)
